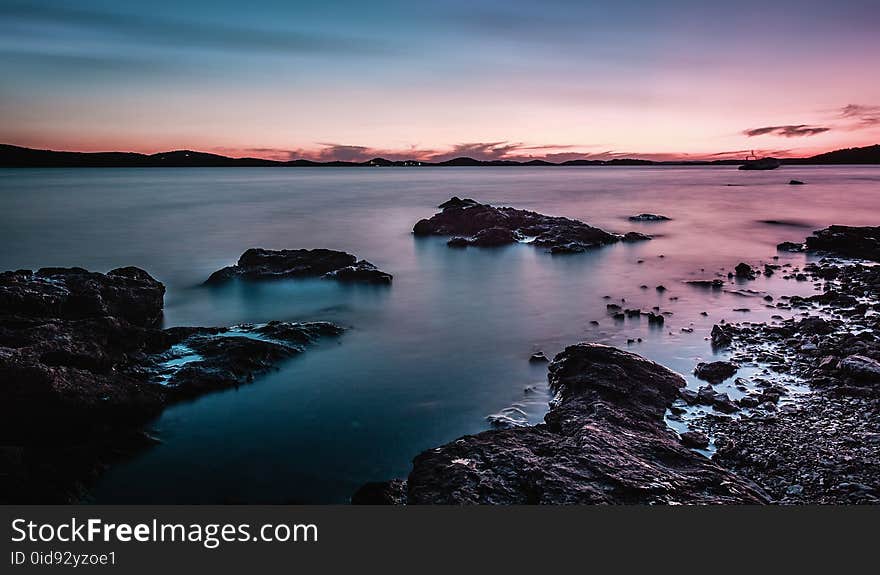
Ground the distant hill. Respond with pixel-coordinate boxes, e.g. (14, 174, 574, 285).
(799, 145, 880, 164)
(1, 143, 878, 168)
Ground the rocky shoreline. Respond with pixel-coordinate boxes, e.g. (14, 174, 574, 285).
(689, 247, 880, 503)
(413, 197, 651, 253)
(0, 266, 343, 502)
(354, 225, 880, 505)
(3, 222, 878, 504)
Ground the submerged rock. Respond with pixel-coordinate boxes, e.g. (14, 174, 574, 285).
(687, 279, 725, 289)
(628, 213, 670, 221)
(355, 344, 765, 504)
(0, 267, 343, 503)
(413, 198, 649, 254)
(206, 248, 392, 285)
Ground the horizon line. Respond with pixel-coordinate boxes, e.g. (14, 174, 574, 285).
(3, 142, 879, 165)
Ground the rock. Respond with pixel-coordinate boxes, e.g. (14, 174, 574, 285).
(413, 198, 649, 254)
(357, 344, 765, 504)
(446, 237, 469, 248)
(679, 431, 710, 449)
(155, 322, 343, 398)
(797, 317, 834, 335)
(694, 361, 739, 383)
(656, 285, 667, 292)
(529, 351, 549, 363)
(687, 279, 725, 289)
(351, 479, 408, 505)
(0, 267, 343, 503)
(622, 231, 652, 242)
(647, 312, 665, 326)
(205, 248, 392, 285)
(805, 225, 880, 261)
(839, 355, 880, 382)
(472, 226, 518, 246)
(698, 257, 880, 503)
(628, 213, 670, 221)
(696, 386, 739, 413)
(777, 241, 805, 252)
(735, 262, 756, 279)
(710, 324, 735, 348)
(438, 197, 478, 210)
(738, 396, 760, 408)
(789, 180, 805, 185)
(817, 356, 839, 371)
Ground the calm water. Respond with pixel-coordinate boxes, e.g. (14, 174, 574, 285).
(1, 166, 879, 503)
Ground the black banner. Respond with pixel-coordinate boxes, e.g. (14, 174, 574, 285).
(1, 506, 875, 572)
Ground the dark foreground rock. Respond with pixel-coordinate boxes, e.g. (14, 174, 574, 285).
(355, 344, 766, 504)
(0, 267, 343, 503)
(414, 198, 650, 253)
(206, 248, 392, 285)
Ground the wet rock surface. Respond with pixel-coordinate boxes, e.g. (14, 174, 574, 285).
(355, 344, 766, 504)
(694, 360, 739, 383)
(414, 198, 650, 254)
(690, 247, 880, 503)
(0, 267, 343, 502)
(206, 248, 392, 285)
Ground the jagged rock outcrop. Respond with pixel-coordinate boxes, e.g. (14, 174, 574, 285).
(205, 248, 392, 285)
(413, 198, 650, 253)
(355, 344, 766, 504)
(804, 225, 880, 261)
(0, 267, 343, 503)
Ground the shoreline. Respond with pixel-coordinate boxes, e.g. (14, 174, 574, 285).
(354, 225, 880, 504)
(2, 210, 878, 503)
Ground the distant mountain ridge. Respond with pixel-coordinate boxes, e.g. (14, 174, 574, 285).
(1, 143, 878, 168)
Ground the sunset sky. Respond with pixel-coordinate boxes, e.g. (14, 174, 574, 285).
(1, 0, 879, 161)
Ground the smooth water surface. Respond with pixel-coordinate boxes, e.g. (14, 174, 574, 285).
(1, 165, 878, 502)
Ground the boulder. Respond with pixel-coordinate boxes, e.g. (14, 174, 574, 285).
(735, 262, 756, 279)
(839, 355, 880, 382)
(694, 361, 739, 383)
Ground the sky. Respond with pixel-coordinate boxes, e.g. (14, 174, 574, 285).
(1, 0, 879, 161)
